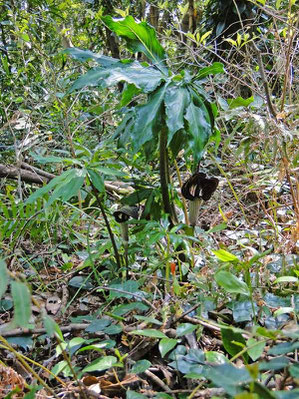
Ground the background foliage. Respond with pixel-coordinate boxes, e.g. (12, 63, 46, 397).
(0, 0, 298, 398)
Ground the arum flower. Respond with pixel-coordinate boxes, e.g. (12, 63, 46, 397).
(182, 173, 219, 227)
(113, 206, 139, 247)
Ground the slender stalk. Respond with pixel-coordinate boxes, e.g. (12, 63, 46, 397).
(90, 182, 122, 270)
(159, 126, 177, 226)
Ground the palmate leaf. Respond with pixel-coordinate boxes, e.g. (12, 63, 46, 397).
(102, 15, 168, 74)
(118, 83, 169, 152)
(184, 98, 212, 163)
(165, 85, 190, 144)
(67, 60, 164, 94)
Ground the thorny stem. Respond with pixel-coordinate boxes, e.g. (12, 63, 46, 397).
(90, 182, 122, 270)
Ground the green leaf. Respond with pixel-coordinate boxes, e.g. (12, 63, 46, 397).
(11, 281, 32, 328)
(227, 96, 254, 109)
(212, 249, 239, 262)
(43, 315, 64, 340)
(87, 169, 105, 193)
(176, 323, 198, 337)
(46, 169, 86, 207)
(102, 15, 167, 74)
(268, 341, 299, 356)
(133, 315, 163, 325)
(159, 338, 178, 358)
(64, 47, 119, 66)
(68, 61, 164, 94)
(126, 391, 147, 399)
(184, 98, 212, 163)
(130, 329, 167, 339)
(26, 168, 85, 205)
(165, 85, 189, 144)
(205, 351, 229, 364)
(130, 83, 168, 151)
(221, 328, 248, 363)
(202, 363, 251, 396)
(82, 355, 118, 372)
(216, 270, 250, 296)
(247, 338, 266, 361)
(131, 359, 151, 374)
(194, 62, 224, 80)
(0, 259, 9, 299)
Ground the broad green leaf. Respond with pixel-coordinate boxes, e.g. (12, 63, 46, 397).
(64, 47, 119, 66)
(227, 96, 254, 109)
(221, 328, 248, 363)
(205, 351, 228, 364)
(268, 341, 299, 356)
(130, 329, 167, 339)
(120, 83, 141, 107)
(252, 382, 277, 399)
(176, 323, 198, 337)
(159, 338, 178, 357)
(202, 363, 251, 396)
(130, 83, 168, 151)
(194, 62, 224, 80)
(26, 169, 78, 204)
(11, 281, 32, 328)
(165, 85, 189, 143)
(47, 169, 86, 207)
(212, 249, 239, 262)
(82, 355, 118, 372)
(87, 169, 105, 193)
(184, 99, 211, 163)
(247, 338, 266, 361)
(85, 319, 111, 333)
(0, 259, 9, 299)
(68, 62, 164, 94)
(259, 356, 290, 371)
(102, 15, 167, 74)
(131, 359, 151, 374)
(215, 271, 250, 296)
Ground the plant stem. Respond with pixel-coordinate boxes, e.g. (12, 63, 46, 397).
(159, 126, 177, 226)
(90, 182, 122, 270)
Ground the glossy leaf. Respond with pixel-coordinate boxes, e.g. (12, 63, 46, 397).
(130, 83, 168, 151)
(0, 259, 9, 299)
(184, 99, 211, 163)
(11, 281, 32, 328)
(165, 85, 189, 144)
(215, 270, 250, 296)
(102, 15, 167, 74)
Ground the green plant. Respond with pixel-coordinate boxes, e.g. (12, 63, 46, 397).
(65, 15, 223, 226)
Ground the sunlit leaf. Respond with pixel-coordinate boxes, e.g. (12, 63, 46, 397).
(102, 15, 168, 74)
